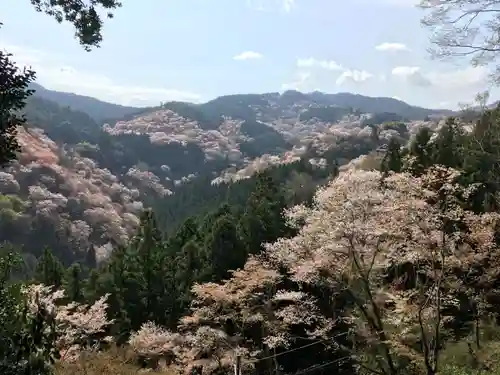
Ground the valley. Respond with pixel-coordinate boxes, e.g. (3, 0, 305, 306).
(0, 83, 455, 265)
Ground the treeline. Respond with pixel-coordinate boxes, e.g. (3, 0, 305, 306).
(19, 171, 298, 338)
(58, 106, 500, 375)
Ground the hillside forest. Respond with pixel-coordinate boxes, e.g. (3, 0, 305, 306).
(5, 1, 500, 375)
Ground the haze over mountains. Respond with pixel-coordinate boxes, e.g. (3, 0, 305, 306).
(29, 82, 454, 123)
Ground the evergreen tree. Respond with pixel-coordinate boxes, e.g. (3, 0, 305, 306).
(0, 47, 35, 166)
(64, 263, 84, 302)
(34, 248, 64, 289)
(203, 214, 246, 282)
(462, 108, 500, 212)
(84, 245, 97, 269)
(240, 173, 291, 255)
(175, 239, 201, 312)
(432, 116, 464, 168)
(405, 126, 433, 176)
(97, 245, 132, 343)
(381, 137, 402, 174)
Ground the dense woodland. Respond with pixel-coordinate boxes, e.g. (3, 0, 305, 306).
(6, 103, 500, 375)
(5, 1, 500, 374)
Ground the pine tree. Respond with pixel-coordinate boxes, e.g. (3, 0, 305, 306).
(462, 108, 500, 212)
(204, 214, 246, 282)
(381, 137, 402, 174)
(175, 239, 201, 312)
(34, 248, 64, 289)
(84, 245, 97, 269)
(64, 263, 84, 302)
(405, 126, 433, 176)
(98, 245, 132, 343)
(432, 117, 464, 168)
(240, 173, 291, 255)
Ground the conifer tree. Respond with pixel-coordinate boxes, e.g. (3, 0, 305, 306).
(381, 137, 402, 174)
(64, 263, 84, 302)
(462, 108, 500, 212)
(405, 126, 433, 176)
(432, 117, 464, 169)
(175, 239, 201, 312)
(203, 214, 245, 282)
(240, 173, 291, 255)
(34, 248, 64, 289)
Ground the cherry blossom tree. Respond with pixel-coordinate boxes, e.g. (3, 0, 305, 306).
(23, 284, 113, 362)
(419, 0, 500, 82)
(265, 166, 499, 375)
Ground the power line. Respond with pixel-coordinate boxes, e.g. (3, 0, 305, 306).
(247, 334, 347, 364)
(292, 356, 352, 375)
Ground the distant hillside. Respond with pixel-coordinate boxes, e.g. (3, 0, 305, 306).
(7, 83, 459, 265)
(29, 83, 146, 123)
(305, 91, 455, 119)
(29, 83, 453, 126)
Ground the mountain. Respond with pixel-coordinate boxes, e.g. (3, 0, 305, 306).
(306, 91, 454, 119)
(0, 84, 455, 265)
(29, 83, 453, 124)
(22, 85, 454, 187)
(29, 83, 146, 123)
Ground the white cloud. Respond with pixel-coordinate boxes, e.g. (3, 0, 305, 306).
(233, 51, 263, 60)
(296, 57, 342, 70)
(336, 69, 373, 85)
(375, 42, 410, 52)
(391, 66, 420, 76)
(246, 0, 296, 12)
(3, 42, 201, 106)
(281, 71, 311, 91)
(283, 0, 296, 12)
(391, 65, 489, 90)
(425, 66, 489, 90)
(391, 66, 431, 86)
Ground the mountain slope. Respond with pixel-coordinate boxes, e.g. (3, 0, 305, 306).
(29, 83, 453, 125)
(29, 83, 146, 123)
(306, 91, 454, 119)
(2, 84, 456, 266)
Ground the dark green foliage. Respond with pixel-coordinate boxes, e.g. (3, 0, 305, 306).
(24, 95, 101, 144)
(239, 119, 290, 157)
(64, 263, 84, 302)
(240, 173, 291, 255)
(34, 248, 64, 289)
(362, 112, 407, 126)
(29, 83, 142, 123)
(381, 137, 402, 174)
(163, 101, 220, 130)
(406, 126, 434, 176)
(431, 117, 465, 169)
(381, 121, 408, 136)
(203, 214, 246, 281)
(29, 0, 121, 51)
(0, 251, 58, 375)
(0, 49, 36, 166)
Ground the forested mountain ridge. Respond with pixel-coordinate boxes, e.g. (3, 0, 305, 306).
(0, 83, 450, 267)
(28, 83, 146, 123)
(24, 83, 452, 187)
(30, 83, 452, 124)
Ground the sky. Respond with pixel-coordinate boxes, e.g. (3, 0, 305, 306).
(1, 0, 498, 109)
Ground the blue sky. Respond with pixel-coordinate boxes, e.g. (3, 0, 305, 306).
(1, 0, 496, 108)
